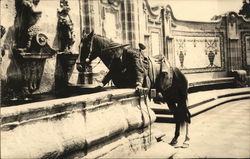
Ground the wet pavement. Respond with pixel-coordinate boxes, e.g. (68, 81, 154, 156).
(153, 99, 250, 158)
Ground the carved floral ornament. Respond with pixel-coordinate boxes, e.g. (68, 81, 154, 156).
(101, 0, 122, 8)
(175, 36, 222, 69)
(176, 39, 186, 68)
(228, 12, 238, 24)
(165, 6, 172, 20)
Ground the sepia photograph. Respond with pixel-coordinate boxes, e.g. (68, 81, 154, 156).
(0, 0, 250, 158)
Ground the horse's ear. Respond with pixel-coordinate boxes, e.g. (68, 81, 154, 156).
(87, 30, 94, 39)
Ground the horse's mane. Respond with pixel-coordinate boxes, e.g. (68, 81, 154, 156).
(93, 34, 121, 49)
(93, 34, 140, 53)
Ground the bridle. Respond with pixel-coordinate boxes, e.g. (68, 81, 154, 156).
(85, 35, 130, 68)
(85, 35, 95, 63)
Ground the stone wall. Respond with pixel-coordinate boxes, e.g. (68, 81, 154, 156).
(0, 0, 81, 102)
(1, 0, 250, 103)
(1, 89, 157, 158)
(163, 5, 250, 78)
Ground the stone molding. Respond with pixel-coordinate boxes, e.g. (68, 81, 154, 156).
(1, 89, 156, 158)
(241, 31, 250, 69)
(172, 31, 225, 73)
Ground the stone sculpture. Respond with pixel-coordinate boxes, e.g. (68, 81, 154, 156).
(57, 0, 75, 53)
(14, 0, 42, 51)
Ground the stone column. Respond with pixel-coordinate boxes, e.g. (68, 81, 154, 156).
(126, 0, 137, 47)
(226, 12, 241, 71)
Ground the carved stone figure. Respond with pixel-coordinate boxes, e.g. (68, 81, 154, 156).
(239, 0, 250, 19)
(2, 0, 57, 102)
(14, 0, 42, 50)
(57, 0, 75, 52)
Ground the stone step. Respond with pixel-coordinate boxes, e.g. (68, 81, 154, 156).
(151, 88, 250, 115)
(190, 94, 250, 117)
(153, 89, 250, 123)
(188, 77, 234, 88)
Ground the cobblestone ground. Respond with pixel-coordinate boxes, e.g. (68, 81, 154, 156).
(153, 99, 250, 158)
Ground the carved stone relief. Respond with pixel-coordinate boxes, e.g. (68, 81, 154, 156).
(228, 13, 238, 40)
(174, 35, 222, 71)
(2, 0, 57, 102)
(100, 1, 122, 42)
(56, 0, 75, 53)
(242, 34, 250, 66)
(14, 0, 42, 50)
(246, 36, 250, 65)
(175, 39, 186, 68)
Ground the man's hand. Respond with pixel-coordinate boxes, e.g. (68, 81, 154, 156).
(136, 82, 147, 95)
(77, 64, 84, 72)
(136, 85, 143, 94)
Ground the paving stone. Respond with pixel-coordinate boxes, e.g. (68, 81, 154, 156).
(153, 99, 250, 158)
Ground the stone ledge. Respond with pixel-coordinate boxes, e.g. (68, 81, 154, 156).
(188, 77, 234, 88)
(1, 89, 135, 126)
(1, 89, 158, 159)
(151, 87, 250, 123)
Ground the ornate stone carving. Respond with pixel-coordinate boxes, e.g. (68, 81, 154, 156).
(176, 39, 186, 68)
(14, 0, 42, 50)
(241, 32, 250, 68)
(4, 0, 56, 102)
(57, 0, 75, 53)
(205, 39, 218, 67)
(228, 12, 238, 39)
(173, 31, 224, 73)
(165, 6, 172, 21)
(101, 0, 121, 8)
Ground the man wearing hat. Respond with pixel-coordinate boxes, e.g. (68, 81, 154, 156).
(99, 43, 148, 90)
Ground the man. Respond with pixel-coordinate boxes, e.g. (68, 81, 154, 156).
(98, 43, 148, 91)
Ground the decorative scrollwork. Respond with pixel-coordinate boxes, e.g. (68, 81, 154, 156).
(101, 0, 121, 7)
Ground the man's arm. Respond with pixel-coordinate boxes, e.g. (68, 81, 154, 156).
(133, 53, 145, 88)
(101, 70, 112, 87)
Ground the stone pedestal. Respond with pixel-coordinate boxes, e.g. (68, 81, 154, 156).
(1, 48, 55, 105)
(55, 53, 78, 93)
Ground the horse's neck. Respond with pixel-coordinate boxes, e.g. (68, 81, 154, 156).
(94, 36, 122, 68)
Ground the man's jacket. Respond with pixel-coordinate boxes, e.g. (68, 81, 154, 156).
(102, 48, 147, 88)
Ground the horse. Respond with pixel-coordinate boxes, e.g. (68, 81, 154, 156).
(77, 30, 191, 148)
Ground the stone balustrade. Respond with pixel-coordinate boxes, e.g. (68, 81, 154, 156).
(1, 89, 157, 158)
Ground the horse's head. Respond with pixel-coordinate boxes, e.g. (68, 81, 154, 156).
(78, 30, 130, 72)
(80, 30, 97, 63)
(77, 30, 98, 71)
